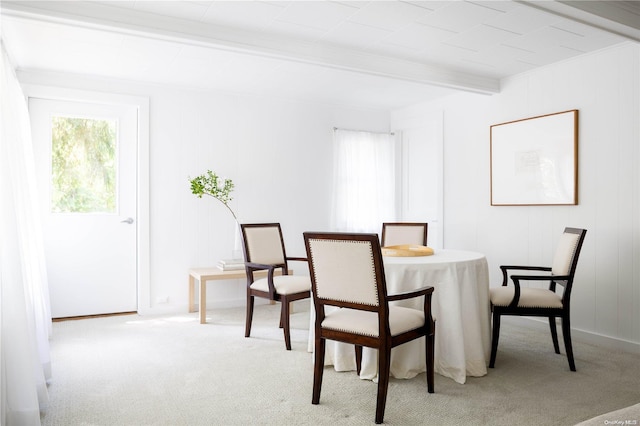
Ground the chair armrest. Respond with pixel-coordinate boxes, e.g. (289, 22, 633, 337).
(501, 265, 551, 271)
(510, 274, 570, 282)
(504, 274, 571, 307)
(387, 285, 434, 302)
(500, 265, 551, 286)
(245, 262, 285, 271)
(389, 285, 436, 332)
(245, 262, 271, 271)
(285, 256, 308, 275)
(244, 262, 286, 297)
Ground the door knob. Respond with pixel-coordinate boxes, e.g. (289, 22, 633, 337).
(121, 217, 134, 224)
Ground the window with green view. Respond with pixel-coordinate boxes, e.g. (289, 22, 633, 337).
(51, 116, 118, 213)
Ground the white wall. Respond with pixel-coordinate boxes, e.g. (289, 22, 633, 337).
(149, 87, 390, 310)
(392, 42, 640, 350)
(390, 109, 445, 248)
(19, 40, 640, 351)
(18, 71, 391, 312)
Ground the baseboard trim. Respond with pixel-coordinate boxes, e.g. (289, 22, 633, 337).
(52, 311, 137, 322)
(503, 316, 640, 354)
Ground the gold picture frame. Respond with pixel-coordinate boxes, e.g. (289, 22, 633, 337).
(490, 110, 578, 206)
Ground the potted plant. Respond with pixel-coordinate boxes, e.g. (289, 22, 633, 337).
(189, 170, 237, 223)
(190, 170, 243, 265)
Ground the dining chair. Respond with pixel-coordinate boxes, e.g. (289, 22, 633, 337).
(303, 231, 435, 424)
(381, 222, 428, 247)
(489, 227, 587, 371)
(241, 223, 311, 350)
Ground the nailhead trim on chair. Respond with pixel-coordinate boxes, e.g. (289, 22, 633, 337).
(308, 239, 380, 306)
(552, 232, 580, 275)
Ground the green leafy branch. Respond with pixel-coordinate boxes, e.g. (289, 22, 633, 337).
(189, 170, 237, 222)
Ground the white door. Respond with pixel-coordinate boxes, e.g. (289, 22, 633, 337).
(29, 98, 138, 318)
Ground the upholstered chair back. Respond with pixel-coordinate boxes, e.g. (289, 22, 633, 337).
(243, 224, 285, 265)
(551, 231, 582, 276)
(381, 223, 428, 247)
(306, 236, 382, 307)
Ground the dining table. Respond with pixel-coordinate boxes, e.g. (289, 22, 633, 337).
(308, 249, 491, 384)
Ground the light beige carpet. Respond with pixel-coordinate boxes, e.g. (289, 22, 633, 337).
(41, 302, 639, 425)
(576, 403, 640, 426)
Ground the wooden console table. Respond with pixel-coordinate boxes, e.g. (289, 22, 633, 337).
(188, 267, 286, 324)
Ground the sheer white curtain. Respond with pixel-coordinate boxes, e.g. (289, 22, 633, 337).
(1, 42, 52, 425)
(331, 129, 396, 233)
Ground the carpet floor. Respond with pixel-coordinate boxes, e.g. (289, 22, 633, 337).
(41, 302, 640, 425)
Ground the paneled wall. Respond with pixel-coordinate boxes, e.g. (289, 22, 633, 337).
(397, 42, 639, 350)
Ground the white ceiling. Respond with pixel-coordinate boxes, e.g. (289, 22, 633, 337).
(1, 1, 639, 110)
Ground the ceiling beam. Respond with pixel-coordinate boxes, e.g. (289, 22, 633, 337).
(0, 0, 501, 95)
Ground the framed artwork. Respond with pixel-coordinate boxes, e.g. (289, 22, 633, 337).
(490, 110, 578, 206)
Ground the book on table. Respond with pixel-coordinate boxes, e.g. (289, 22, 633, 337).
(217, 258, 245, 271)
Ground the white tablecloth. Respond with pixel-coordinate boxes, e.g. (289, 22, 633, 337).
(308, 249, 491, 384)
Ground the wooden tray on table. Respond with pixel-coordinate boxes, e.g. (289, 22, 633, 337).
(381, 244, 434, 257)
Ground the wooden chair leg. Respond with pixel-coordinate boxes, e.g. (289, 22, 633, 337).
(355, 345, 363, 375)
(312, 337, 326, 405)
(562, 315, 576, 371)
(375, 346, 391, 424)
(425, 327, 435, 393)
(245, 294, 254, 338)
(281, 298, 292, 350)
(549, 316, 561, 354)
(489, 312, 501, 368)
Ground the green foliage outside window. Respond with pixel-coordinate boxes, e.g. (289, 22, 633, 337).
(51, 116, 117, 213)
